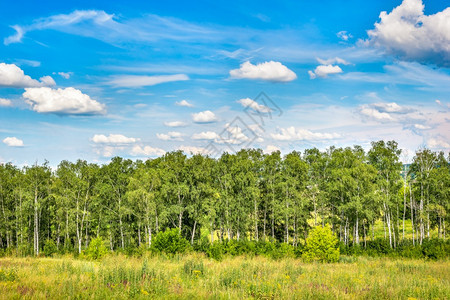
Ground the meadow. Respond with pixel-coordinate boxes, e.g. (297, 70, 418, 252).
(0, 254, 448, 299)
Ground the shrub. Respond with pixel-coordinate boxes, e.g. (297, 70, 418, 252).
(151, 228, 191, 254)
(207, 240, 224, 261)
(85, 237, 108, 260)
(302, 225, 340, 263)
(43, 239, 58, 257)
(270, 242, 295, 260)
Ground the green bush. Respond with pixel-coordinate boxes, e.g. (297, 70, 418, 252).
(302, 225, 340, 263)
(151, 228, 191, 254)
(43, 239, 58, 257)
(85, 237, 108, 260)
(207, 240, 224, 261)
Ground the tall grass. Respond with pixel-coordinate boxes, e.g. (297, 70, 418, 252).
(0, 254, 448, 299)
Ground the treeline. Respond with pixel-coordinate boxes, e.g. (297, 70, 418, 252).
(0, 140, 448, 256)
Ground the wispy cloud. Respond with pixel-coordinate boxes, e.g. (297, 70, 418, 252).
(105, 74, 189, 88)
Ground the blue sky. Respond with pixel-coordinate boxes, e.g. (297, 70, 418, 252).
(1, 0, 449, 165)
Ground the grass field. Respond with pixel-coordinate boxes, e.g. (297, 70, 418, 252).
(0, 254, 448, 299)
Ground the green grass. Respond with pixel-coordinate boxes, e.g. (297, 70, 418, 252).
(0, 254, 448, 299)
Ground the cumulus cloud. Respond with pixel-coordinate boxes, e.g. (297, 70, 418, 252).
(0, 98, 12, 107)
(308, 65, 343, 79)
(106, 74, 188, 88)
(271, 127, 341, 141)
(215, 124, 251, 145)
(92, 134, 139, 144)
(229, 61, 297, 82)
(164, 121, 188, 127)
(156, 131, 183, 141)
(0, 63, 55, 88)
(371, 102, 413, 114)
(192, 110, 217, 123)
(358, 106, 395, 122)
(358, 102, 418, 123)
(178, 145, 210, 155)
(365, 0, 450, 66)
(23, 87, 106, 115)
(131, 145, 166, 156)
(237, 98, 271, 113)
(337, 31, 353, 41)
(191, 131, 220, 140)
(175, 100, 193, 107)
(264, 145, 281, 153)
(3, 137, 24, 147)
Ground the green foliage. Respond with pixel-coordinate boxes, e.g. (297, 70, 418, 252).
(207, 241, 224, 261)
(43, 239, 58, 257)
(302, 225, 340, 263)
(85, 237, 108, 260)
(151, 228, 191, 254)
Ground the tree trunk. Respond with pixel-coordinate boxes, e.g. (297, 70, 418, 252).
(34, 187, 39, 256)
(191, 220, 197, 245)
(355, 212, 359, 245)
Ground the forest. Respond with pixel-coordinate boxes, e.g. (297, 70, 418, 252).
(0, 140, 448, 257)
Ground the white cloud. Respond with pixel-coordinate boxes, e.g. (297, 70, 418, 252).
(131, 145, 166, 157)
(178, 145, 210, 155)
(435, 99, 441, 105)
(316, 57, 351, 65)
(427, 137, 450, 150)
(23, 87, 106, 115)
(237, 98, 271, 113)
(156, 131, 183, 141)
(357, 102, 419, 123)
(414, 124, 430, 130)
(365, 0, 450, 66)
(264, 145, 281, 153)
(3, 10, 218, 46)
(358, 106, 394, 122)
(0, 63, 55, 88)
(106, 74, 189, 88)
(309, 65, 343, 79)
(371, 102, 413, 113)
(337, 31, 353, 41)
(191, 131, 219, 140)
(3, 137, 24, 147)
(229, 61, 297, 82)
(214, 125, 251, 145)
(39, 76, 56, 86)
(192, 110, 217, 123)
(57, 72, 72, 79)
(175, 100, 193, 107)
(0, 98, 12, 107)
(92, 134, 139, 144)
(4, 25, 24, 45)
(164, 121, 188, 127)
(271, 127, 341, 141)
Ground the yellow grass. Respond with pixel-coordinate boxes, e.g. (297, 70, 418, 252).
(0, 254, 448, 299)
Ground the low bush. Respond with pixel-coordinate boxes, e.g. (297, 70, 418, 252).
(302, 225, 340, 263)
(85, 237, 108, 260)
(43, 239, 58, 257)
(151, 228, 191, 255)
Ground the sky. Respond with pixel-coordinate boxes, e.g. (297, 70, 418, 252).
(0, 0, 449, 166)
